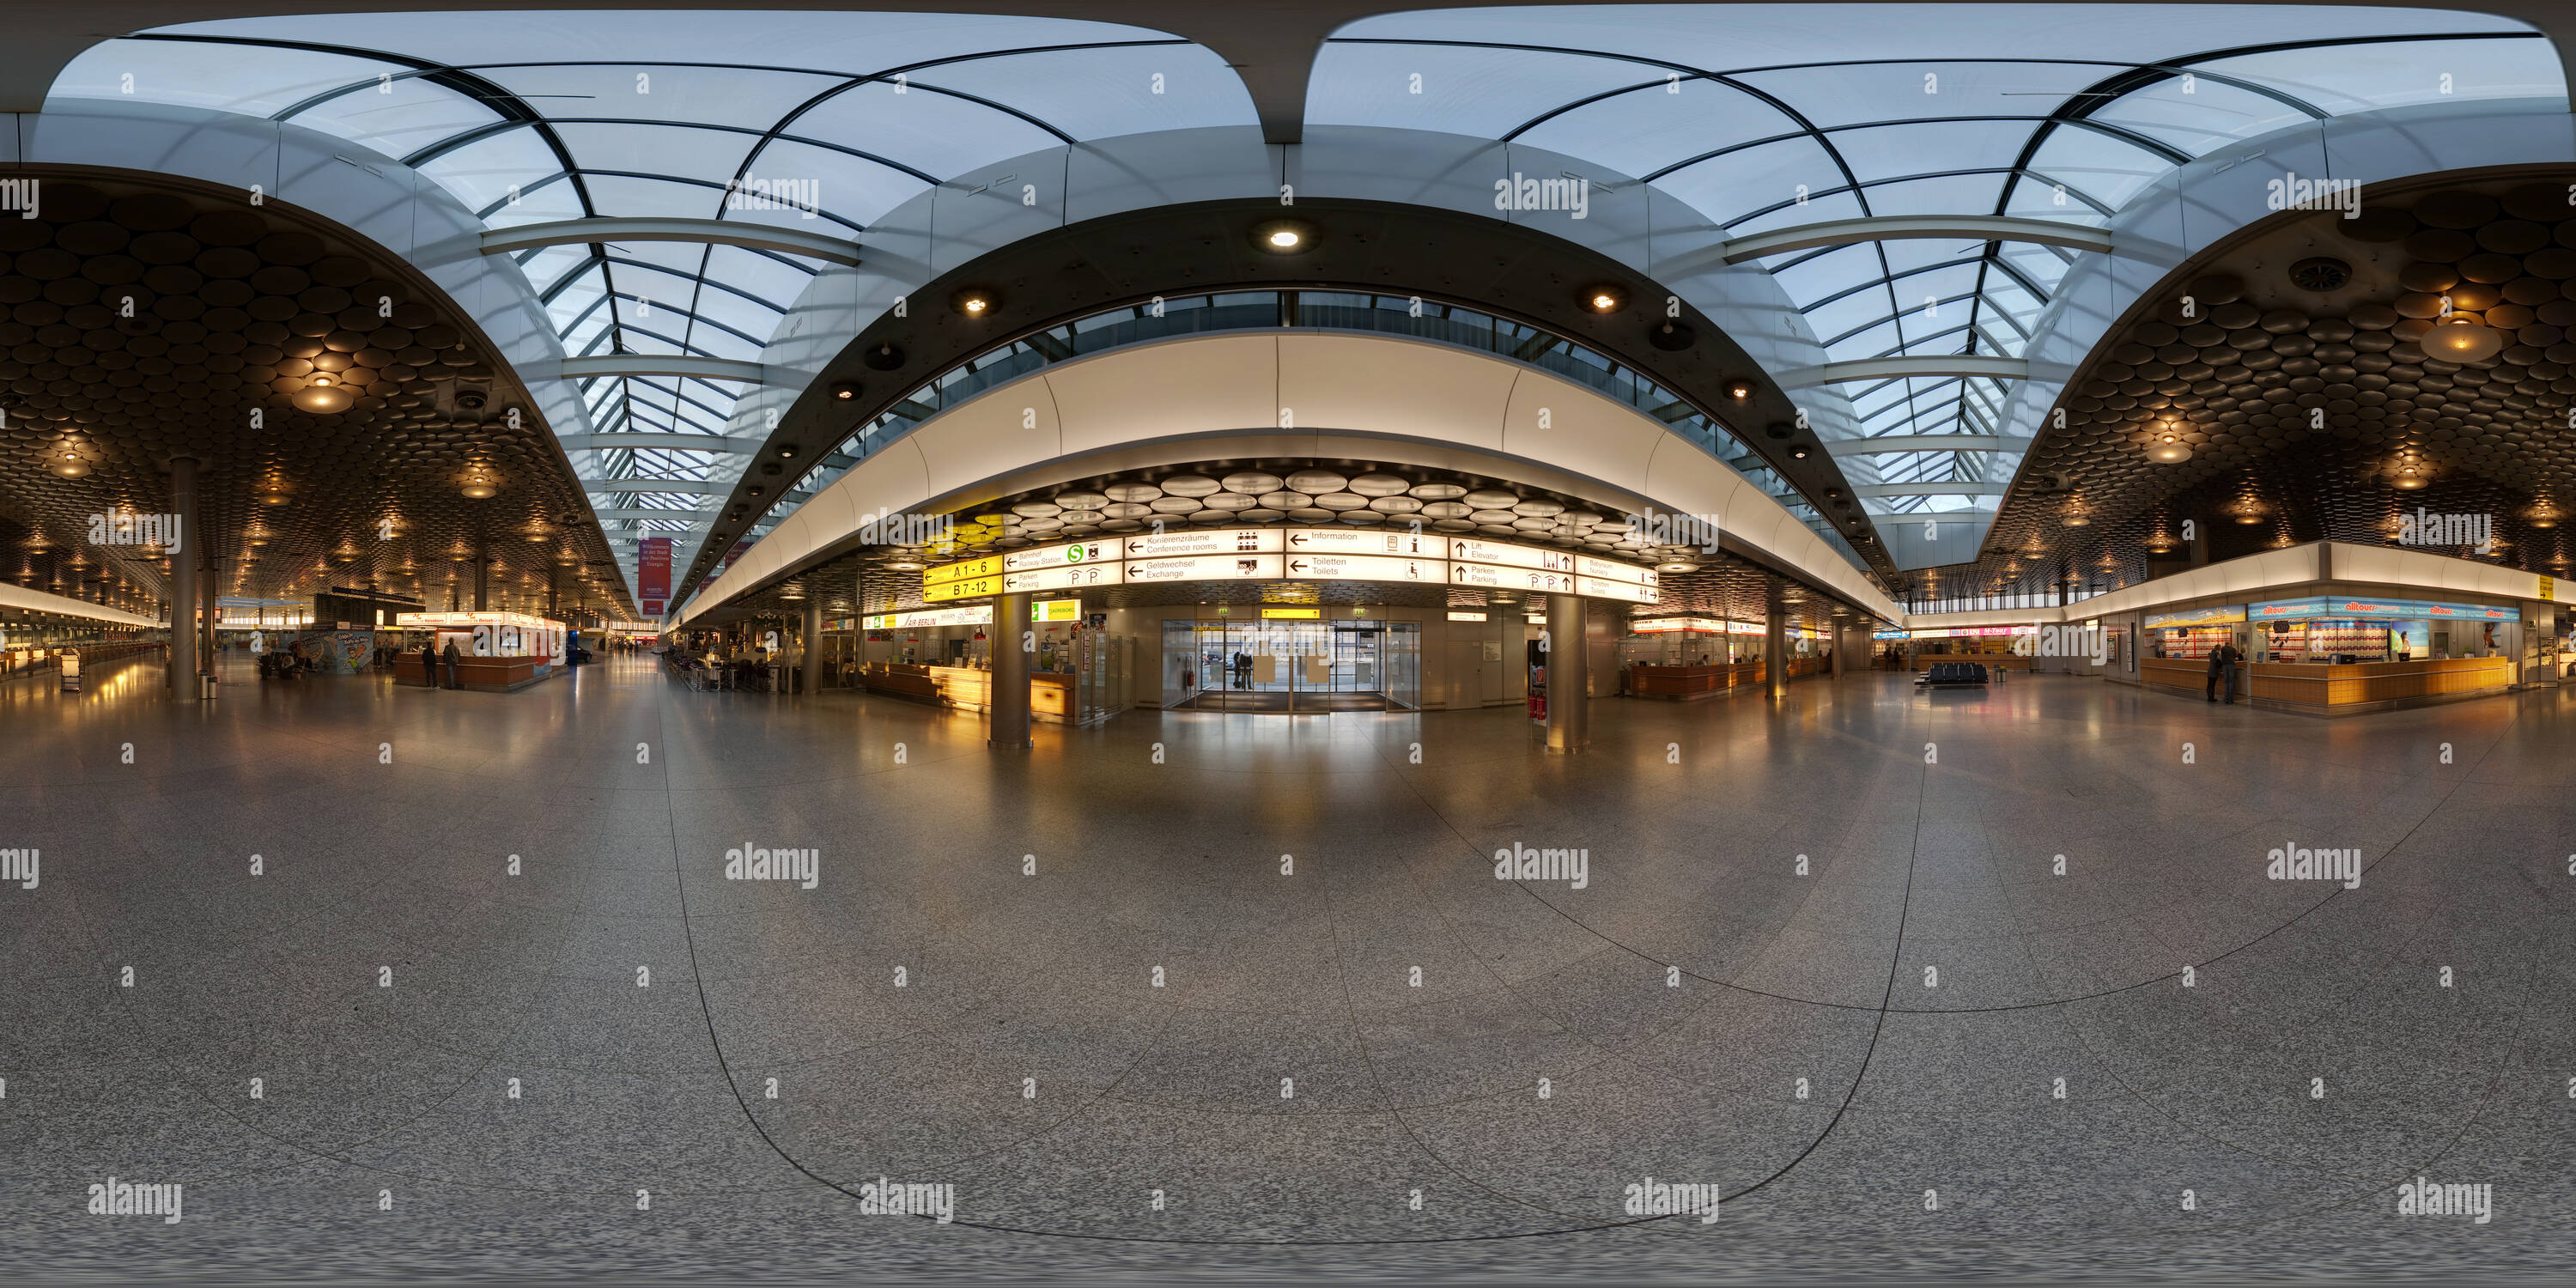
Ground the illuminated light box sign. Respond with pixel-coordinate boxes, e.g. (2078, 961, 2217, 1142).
(921, 573, 1005, 603)
(1282, 528, 1446, 557)
(2143, 605, 2246, 628)
(1873, 629, 1909, 640)
(1003, 540, 1115, 573)
(862, 600, 1079, 629)
(926, 529, 1657, 605)
(1631, 617, 1724, 634)
(1261, 607, 1321, 619)
(1124, 528, 1282, 557)
(1004, 562, 1124, 593)
(1447, 611, 1489, 623)
(1286, 552, 1440, 583)
(1126, 553, 1279, 583)
(922, 555, 1003, 585)
(2251, 595, 2516, 622)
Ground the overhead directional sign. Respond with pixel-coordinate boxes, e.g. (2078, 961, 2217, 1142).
(1121, 528, 1281, 557)
(1282, 528, 1449, 559)
(1286, 552, 1440, 583)
(922, 527, 1659, 605)
(1004, 562, 1125, 593)
(1451, 561, 1577, 594)
(1577, 575, 1657, 605)
(1125, 553, 1282, 583)
(1004, 539, 1115, 573)
(921, 572, 1005, 603)
(922, 554, 1004, 586)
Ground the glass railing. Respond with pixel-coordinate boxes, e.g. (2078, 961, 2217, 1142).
(718, 289, 1870, 577)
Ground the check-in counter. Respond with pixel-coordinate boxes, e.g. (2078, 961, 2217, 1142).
(1631, 662, 1762, 698)
(2251, 658, 2511, 709)
(860, 663, 1078, 720)
(2141, 657, 2211, 694)
(397, 653, 550, 692)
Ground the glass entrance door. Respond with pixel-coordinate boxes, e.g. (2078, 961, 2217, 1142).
(1164, 619, 1401, 712)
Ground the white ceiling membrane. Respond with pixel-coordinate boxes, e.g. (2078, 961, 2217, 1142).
(1311, 4, 2556, 513)
(52, 11, 1258, 586)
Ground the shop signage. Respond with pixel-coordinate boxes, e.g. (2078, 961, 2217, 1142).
(1631, 617, 1722, 633)
(1446, 611, 1489, 623)
(2250, 596, 2516, 622)
(2142, 604, 2246, 628)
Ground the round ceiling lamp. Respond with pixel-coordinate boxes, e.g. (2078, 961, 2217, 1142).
(1251, 219, 1315, 254)
(291, 374, 354, 414)
(459, 466, 500, 500)
(2421, 317, 2503, 363)
(47, 445, 91, 478)
(2390, 462, 2429, 489)
(2144, 428, 2192, 464)
(1583, 285, 1625, 313)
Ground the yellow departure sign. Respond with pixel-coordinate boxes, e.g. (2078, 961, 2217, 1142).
(923, 555, 1004, 586)
(921, 573, 1005, 603)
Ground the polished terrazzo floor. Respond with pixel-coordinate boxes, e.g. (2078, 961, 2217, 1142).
(1, 652, 2570, 1281)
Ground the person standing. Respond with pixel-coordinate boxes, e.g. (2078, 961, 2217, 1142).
(2206, 638, 2241, 704)
(420, 640, 438, 691)
(442, 636, 463, 690)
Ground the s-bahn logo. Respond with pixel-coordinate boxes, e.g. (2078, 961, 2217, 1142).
(1493, 172, 1589, 220)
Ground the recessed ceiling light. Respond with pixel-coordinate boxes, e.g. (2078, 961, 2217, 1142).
(1583, 285, 1625, 313)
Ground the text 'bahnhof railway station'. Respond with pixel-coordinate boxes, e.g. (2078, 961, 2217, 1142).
(3, 3, 2574, 1283)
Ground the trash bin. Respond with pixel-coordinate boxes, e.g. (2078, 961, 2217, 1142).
(197, 671, 218, 700)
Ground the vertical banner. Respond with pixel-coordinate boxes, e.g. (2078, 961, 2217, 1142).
(639, 538, 671, 617)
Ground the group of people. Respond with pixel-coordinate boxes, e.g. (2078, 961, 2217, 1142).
(417, 638, 465, 690)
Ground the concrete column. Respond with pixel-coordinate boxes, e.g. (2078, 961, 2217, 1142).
(473, 548, 489, 611)
(1831, 625, 1844, 678)
(198, 544, 217, 681)
(989, 591, 1032, 748)
(1765, 606, 1788, 699)
(1546, 592, 1587, 753)
(167, 456, 198, 693)
(803, 598, 825, 697)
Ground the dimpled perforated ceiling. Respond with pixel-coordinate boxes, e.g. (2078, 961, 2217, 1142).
(0, 178, 631, 618)
(1947, 176, 2576, 605)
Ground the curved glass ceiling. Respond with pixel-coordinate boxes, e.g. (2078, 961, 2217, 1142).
(39, 5, 2568, 594)
(48, 12, 1257, 587)
(1313, 4, 2560, 514)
